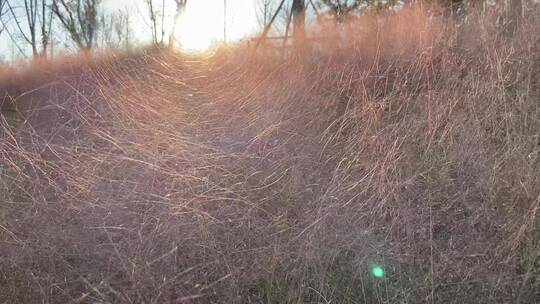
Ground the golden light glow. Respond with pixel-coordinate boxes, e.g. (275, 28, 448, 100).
(175, 0, 257, 52)
(102, 0, 258, 53)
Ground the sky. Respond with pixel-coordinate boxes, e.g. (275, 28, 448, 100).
(103, 0, 260, 51)
(175, 0, 260, 50)
(0, 0, 262, 61)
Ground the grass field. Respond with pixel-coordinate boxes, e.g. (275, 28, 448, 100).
(1, 6, 539, 303)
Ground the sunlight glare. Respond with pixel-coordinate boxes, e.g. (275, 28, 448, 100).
(175, 0, 257, 52)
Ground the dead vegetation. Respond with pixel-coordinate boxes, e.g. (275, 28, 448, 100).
(1, 6, 539, 304)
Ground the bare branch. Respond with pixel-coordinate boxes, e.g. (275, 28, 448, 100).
(52, 0, 100, 51)
(2, 0, 52, 59)
(0, 0, 7, 36)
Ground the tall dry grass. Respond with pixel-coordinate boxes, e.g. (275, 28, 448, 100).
(1, 5, 539, 303)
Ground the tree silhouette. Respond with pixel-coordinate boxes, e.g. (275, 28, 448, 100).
(0, 0, 7, 36)
(319, 0, 364, 22)
(169, 0, 187, 47)
(3, 0, 52, 59)
(292, 0, 306, 45)
(52, 0, 100, 51)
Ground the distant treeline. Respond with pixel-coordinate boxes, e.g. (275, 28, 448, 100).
(0, 0, 534, 61)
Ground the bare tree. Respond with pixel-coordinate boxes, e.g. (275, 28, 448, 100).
(255, 0, 272, 28)
(319, 0, 364, 22)
(3, 0, 52, 59)
(146, 0, 158, 45)
(40, 0, 53, 57)
(7, 0, 39, 58)
(0, 2, 28, 58)
(169, 0, 186, 47)
(146, 0, 184, 48)
(318, 0, 399, 21)
(145, 0, 167, 47)
(0, 0, 6, 35)
(292, 0, 306, 46)
(52, 0, 100, 51)
(118, 10, 131, 50)
(99, 9, 130, 50)
(255, 0, 295, 36)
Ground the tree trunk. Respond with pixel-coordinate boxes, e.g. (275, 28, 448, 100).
(291, 0, 305, 48)
(169, 0, 186, 48)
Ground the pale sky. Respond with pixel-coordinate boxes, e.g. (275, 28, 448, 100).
(103, 0, 260, 51)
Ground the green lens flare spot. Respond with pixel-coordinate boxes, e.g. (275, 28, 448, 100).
(371, 266, 385, 278)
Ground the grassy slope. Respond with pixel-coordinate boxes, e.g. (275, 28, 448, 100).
(1, 7, 539, 304)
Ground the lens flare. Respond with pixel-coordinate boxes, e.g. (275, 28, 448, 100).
(175, 0, 257, 52)
(371, 266, 385, 279)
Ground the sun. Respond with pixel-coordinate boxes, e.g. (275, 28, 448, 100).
(175, 0, 257, 52)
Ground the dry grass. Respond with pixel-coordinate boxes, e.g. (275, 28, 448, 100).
(1, 6, 539, 304)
